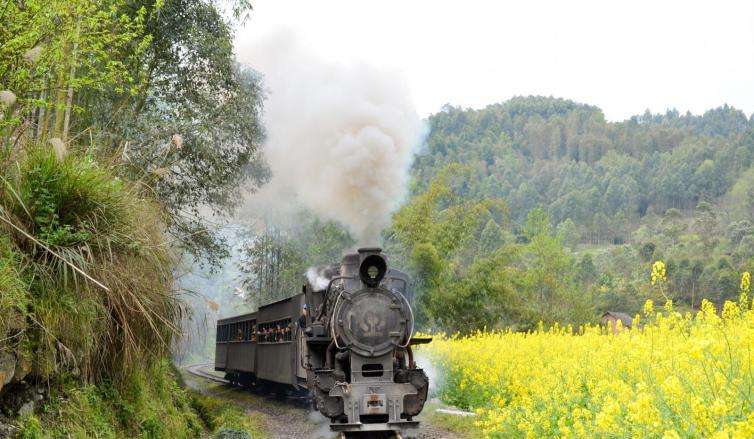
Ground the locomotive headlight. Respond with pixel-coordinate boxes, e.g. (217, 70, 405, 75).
(359, 254, 387, 287)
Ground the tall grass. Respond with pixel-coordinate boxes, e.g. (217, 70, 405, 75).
(0, 234, 26, 350)
(0, 145, 184, 382)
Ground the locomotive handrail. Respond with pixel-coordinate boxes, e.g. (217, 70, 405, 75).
(396, 289, 414, 349)
(315, 276, 354, 322)
(328, 285, 351, 350)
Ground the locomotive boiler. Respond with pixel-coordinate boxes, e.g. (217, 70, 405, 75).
(214, 247, 430, 438)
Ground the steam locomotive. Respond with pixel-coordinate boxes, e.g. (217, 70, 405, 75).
(214, 247, 430, 438)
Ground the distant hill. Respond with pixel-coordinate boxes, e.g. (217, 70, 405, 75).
(413, 96, 754, 245)
(388, 97, 754, 327)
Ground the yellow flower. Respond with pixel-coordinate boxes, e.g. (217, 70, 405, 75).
(741, 272, 751, 294)
(740, 271, 751, 309)
(651, 260, 667, 285)
(419, 292, 754, 438)
(643, 299, 654, 317)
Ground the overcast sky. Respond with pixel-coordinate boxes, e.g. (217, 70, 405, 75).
(235, 0, 754, 121)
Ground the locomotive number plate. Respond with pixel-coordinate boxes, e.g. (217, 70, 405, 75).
(363, 393, 387, 414)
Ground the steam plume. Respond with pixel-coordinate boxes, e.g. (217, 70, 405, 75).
(238, 33, 424, 243)
(305, 266, 339, 291)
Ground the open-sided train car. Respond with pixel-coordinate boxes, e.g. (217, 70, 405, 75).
(215, 294, 307, 389)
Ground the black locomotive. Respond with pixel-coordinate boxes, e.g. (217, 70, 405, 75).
(215, 247, 430, 438)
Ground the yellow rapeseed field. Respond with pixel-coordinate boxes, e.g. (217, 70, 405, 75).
(421, 271, 754, 438)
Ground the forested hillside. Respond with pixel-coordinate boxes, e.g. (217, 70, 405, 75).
(387, 97, 754, 332)
(414, 97, 753, 232)
(1, 0, 263, 437)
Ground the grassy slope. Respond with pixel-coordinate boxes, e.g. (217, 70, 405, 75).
(17, 362, 264, 438)
(0, 147, 261, 438)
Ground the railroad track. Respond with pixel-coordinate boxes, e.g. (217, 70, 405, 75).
(184, 363, 435, 439)
(184, 363, 311, 404)
(184, 362, 229, 385)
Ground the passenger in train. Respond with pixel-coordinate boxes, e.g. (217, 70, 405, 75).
(298, 304, 308, 329)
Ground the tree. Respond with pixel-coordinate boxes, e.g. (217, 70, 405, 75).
(239, 228, 304, 306)
(576, 253, 598, 285)
(1, 0, 265, 266)
(390, 164, 513, 332)
(517, 208, 589, 327)
(556, 218, 580, 251)
(401, 96, 754, 326)
(1, 0, 149, 144)
(693, 201, 718, 249)
(426, 249, 520, 333)
(238, 214, 354, 306)
(479, 219, 504, 253)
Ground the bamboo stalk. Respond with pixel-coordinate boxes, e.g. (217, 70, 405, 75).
(35, 88, 46, 141)
(62, 20, 80, 142)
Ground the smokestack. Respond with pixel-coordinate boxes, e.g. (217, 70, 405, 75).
(238, 32, 425, 244)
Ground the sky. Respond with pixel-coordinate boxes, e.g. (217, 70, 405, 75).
(234, 0, 754, 121)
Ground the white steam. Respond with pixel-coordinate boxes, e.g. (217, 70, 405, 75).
(308, 410, 337, 439)
(414, 351, 441, 398)
(238, 32, 425, 243)
(306, 266, 332, 291)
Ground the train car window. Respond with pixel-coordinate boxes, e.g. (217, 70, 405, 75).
(255, 318, 293, 344)
(243, 320, 255, 341)
(217, 323, 229, 342)
(283, 318, 292, 342)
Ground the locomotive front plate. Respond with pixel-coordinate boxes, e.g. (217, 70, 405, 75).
(333, 287, 411, 357)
